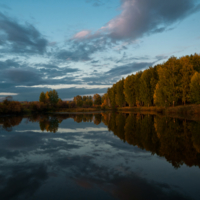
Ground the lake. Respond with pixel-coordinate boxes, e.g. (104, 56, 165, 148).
(0, 112, 200, 200)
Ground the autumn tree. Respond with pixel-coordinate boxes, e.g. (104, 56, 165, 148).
(124, 75, 136, 107)
(107, 85, 116, 108)
(93, 94, 101, 105)
(180, 56, 195, 105)
(39, 92, 46, 103)
(73, 95, 83, 107)
(101, 93, 110, 108)
(48, 90, 59, 105)
(45, 91, 50, 103)
(190, 72, 200, 104)
(115, 78, 125, 107)
(140, 67, 158, 106)
(154, 57, 181, 106)
(190, 53, 200, 72)
(83, 96, 93, 107)
(135, 72, 143, 106)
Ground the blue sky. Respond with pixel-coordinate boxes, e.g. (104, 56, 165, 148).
(0, 0, 200, 101)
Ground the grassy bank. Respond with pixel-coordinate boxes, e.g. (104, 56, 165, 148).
(117, 106, 164, 113)
(55, 107, 103, 113)
(117, 104, 200, 115)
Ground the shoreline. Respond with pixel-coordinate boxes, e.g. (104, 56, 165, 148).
(1, 104, 200, 116)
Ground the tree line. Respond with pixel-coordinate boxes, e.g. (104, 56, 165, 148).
(102, 53, 200, 108)
(39, 90, 102, 108)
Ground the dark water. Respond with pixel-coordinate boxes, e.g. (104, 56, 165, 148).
(0, 113, 200, 200)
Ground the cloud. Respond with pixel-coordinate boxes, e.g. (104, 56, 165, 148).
(35, 63, 80, 78)
(16, 84, 111, 90)
(0, 12, 48, 54)
(2, 68, 45, 85)
(73, 30, 91, 39)
(55, 39, 110, 61)
(75, 0, 200, 41)
(0, 92, 18, 96)
(85, 0, 107, 7)
(0, 59, 82, 89)
(0, 59, 23, 70)
(106, 62, 153, 76)
(82, 61, 153, 86)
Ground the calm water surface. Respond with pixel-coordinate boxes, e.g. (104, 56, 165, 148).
(0, 113, 200, 200)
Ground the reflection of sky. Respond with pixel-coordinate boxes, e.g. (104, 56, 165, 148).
(0, 117, 200, 199)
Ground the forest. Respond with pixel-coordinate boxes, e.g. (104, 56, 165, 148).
(101, 53, 200, 108)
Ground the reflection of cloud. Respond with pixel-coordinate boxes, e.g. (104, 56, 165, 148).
(0, 164, 48, 200)
(75, 179, 93, 189)
(17, 127, 108, 133)
(70, 163, 192, 200)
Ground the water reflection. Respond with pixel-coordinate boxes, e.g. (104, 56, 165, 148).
(1, 113, 200, 169)
(0, 116, 23, 131)
(0, 113, 200, 199)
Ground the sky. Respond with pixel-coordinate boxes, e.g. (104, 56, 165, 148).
(0, 0, 200, 101)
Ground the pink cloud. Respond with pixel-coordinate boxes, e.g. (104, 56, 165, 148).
(73, 30, 91, 39)
(73, 0, 198, 41)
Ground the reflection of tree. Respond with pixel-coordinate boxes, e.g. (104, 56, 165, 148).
(191, 122, 200, 153)
(74, 115, 83, 123)
(101, 113, 110, 126)
(115, 113, 126, 142)
(105, 112, 200, 169)
(39, 120, 46, 132)
(124, 114, 140, 147)
(39, 117, 59, 133)
(94, 114, 102, 125)
(82, 114, 93, 122)
(0, 116, 23, 131)
(154, 117, 195, 168)
(107, 112, 118, 134)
